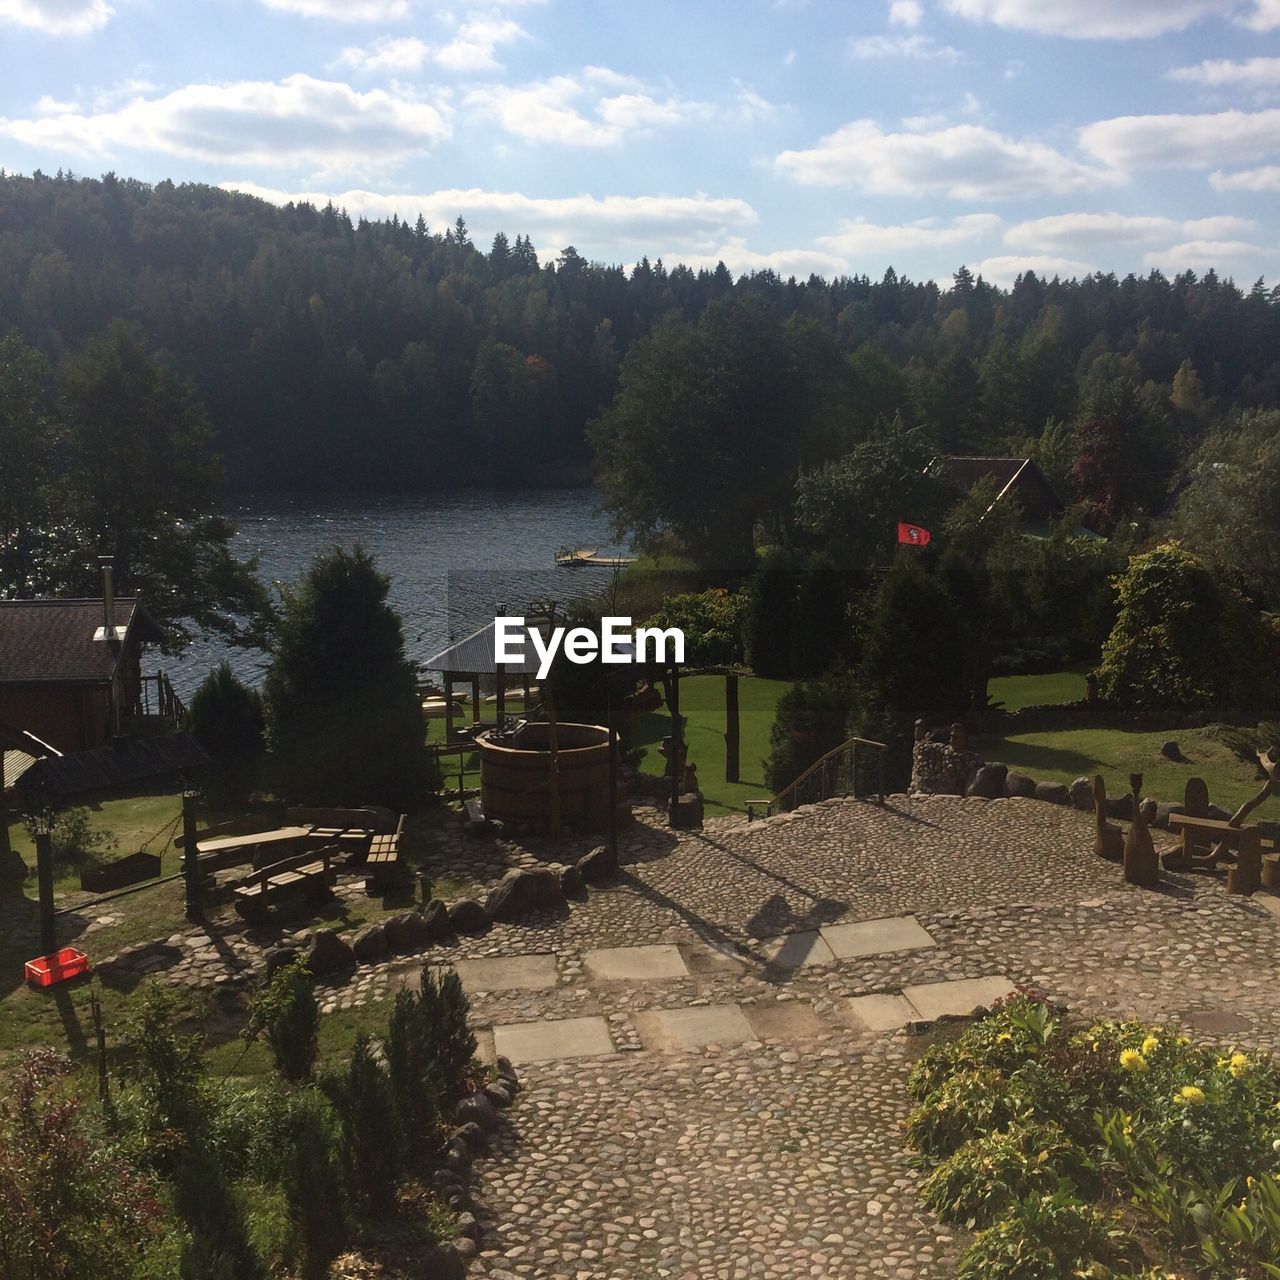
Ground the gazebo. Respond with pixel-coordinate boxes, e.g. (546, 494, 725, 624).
(422, 620, 542, 744)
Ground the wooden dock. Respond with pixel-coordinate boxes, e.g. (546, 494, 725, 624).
(555, 546, 636, 568)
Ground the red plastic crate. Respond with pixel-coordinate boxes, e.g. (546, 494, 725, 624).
(24, 948, 91, 988)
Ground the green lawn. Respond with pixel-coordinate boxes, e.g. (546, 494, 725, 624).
(988, 665, 1093, 711)
(975, 725, 1266, 812)
(630, 674, 789, 815)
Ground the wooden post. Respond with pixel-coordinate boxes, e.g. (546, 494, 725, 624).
(35, 830, 56, 956)
(496, 668, 507, 725)
(1229, 826, 1263, 895)
(724, 674, 740, 784)
(470, 676, 481, 728)
(522, 673, 532, 710)
(668, 664, 682, 819)
(181, 790, 202, 921)
(607, 688, 618, 868)
(444, 674, 455, 744)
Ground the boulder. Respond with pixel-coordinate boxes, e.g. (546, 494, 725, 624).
(1070, 777, 1095, 811)
(264, 945, 301, 979)
(483, 1081, 514, 1108)
(350, 923, 387, 964)
(530, 866, 564, 909)
(384, 910, 431, 953)
(1034, 780, 1071, 806)
(448, 898, 490, 934)
(1160, 740, 1185, 762)
(558, 862, 586, 897)
(422, 898, 451, 941)
(453, 1120, 488, 1153)
(456, 1091, 502, 1133)
(495, 1055, 520, 1090)
(1154, 802, 1183, 830)
(455, 1211, 481, 1242)
(1106, 794, 1135, 822)
(420, 1245, 466, 1280)
(669, 792, 704, 828)
(304, 929, 355, 977)
(965, 763, 1007, 799)
(577, 845, 618, 883)
(1004, 771, 1037, 798)
(485, 868, 541, 921)
(1140, 797, 1159, 824)
(1208, 803, 1233, 822)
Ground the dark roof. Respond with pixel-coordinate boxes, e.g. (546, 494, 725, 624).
(15, 733, 210, 805)
(0, 598, 163, 684)
(0, 721, 61, 792)
(424, 621, 545, 676)
(933, 456, 1064, 518)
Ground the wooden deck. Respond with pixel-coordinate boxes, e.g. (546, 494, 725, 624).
(555, 546, 636, 568)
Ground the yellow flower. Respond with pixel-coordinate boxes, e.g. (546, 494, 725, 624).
(1120, 1048, 1149, 1073)
(996, 1032, 1014, 1043)
(1142, 1036, 1160, 1056)
(1229, 1052, 1250, 1079)
(1176, 1085, 1207, 1105)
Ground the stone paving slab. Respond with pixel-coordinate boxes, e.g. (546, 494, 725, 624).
(679, 940, 747, 974)
(903, 975, 1017, 1021)
(844, 992, 918, 1032)
(742, 999, 830, 1041)
(757, 930, 835, 968)
(583, 943, 689, 982)
(634, 1003, 756, 1052)
(821, 915, 937, 960)
(448, 954, 559, 992)
(492, 1016, 616, 1064)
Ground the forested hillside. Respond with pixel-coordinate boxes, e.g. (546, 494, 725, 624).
(2, 169, 1278, 495)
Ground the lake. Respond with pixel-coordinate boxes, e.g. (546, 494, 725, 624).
(166, 489, 631, 698)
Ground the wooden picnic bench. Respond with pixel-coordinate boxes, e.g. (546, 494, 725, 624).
(1168, 813, 1263, 894)
(234, 848, 336, 921)
(196, 825, 311, 872)
(364, 814, 406, 894)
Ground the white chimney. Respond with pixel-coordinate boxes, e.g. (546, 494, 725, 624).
(100, 555, 116, 641)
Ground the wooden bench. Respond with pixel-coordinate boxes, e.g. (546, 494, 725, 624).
(1168, 813, 1262, 894)
(196, 825, 311, 873)
(234, 848, 336, 921)
(364, 814, 406, 894)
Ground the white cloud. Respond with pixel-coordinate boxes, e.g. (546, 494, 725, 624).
(941, 0, 1276, 38)
(336, 36, 431, 73)
(776, 119, 1118, 199)
(435, 16, 526, 71)
(1167, 57, 1280, 94)
(262, 0, 411, 19)
(850, 34, 964, 60)
(976, 254, 1096, 284)
(1143, 238, 1278, 272)
(732, 82, 780, 124)
(1080, 108, 1280, 170)
(466, 75, 708, 147)
(1211, 163, 1280, 190)
(1182, 214, 1258, 236)
(0, 75, 450, 175)
(889, 0, 923, 24)
(818, 212, 1001, 256)
(0, 0, 112, 34)
(673, 237, 848, 278)
(581, 65, 647, 92)
(1003, 211, 1261, 254)
(220, 181, 759, 260)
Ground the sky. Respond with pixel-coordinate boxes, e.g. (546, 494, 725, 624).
(1, 0, 1278, 285)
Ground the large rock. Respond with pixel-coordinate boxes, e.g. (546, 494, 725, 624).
(384, 910, 431, 953)
(1004, 771, 1037, 798)
(1154, 802, 1183, 830)
(577, 845, 618, 883)
(350, 923, 387, 964)
(484, 868, 541, 921)
(456, 1091, 502, 1133)
(419, 1245, 466, 1280)
(1161, 740, 1185, 762)
(558, 862, 586, 897)
(1106, 794, 1135, 822)
(448, 898, 490, 934)
(530, 866, 564, 909)
(965, 763, 1007, 799)
(1070, 777, 1095, 811)
(1034, 780, 1071, 806)
(264, 945, 301, 979)
(422, 898, 451, 941)
(305, 928, 355, 977)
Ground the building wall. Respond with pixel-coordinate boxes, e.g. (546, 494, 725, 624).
(0, 684, 112, 752)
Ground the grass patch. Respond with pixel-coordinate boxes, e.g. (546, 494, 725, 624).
(976, 725, 1268, 810)
(988, 665, 1092, 711)
(630, 673, 789, 815)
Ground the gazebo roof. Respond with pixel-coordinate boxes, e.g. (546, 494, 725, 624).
(423, 621, 543, 677)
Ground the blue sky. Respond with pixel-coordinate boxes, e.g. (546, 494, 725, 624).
(1, 0, 1278, 284)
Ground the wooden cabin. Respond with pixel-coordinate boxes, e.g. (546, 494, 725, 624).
(933, 456, 1065, 523)
(0, 580, 172, 753)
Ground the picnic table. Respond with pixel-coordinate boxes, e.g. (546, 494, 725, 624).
(196, 825, 311, 872)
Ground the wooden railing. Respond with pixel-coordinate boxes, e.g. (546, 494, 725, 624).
(136, 672, 187, 725)
(746, 735, 887, 821)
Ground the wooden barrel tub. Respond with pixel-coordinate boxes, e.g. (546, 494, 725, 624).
(476, 722, 611, 833)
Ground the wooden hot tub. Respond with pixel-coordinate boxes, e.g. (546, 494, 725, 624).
(476, 722, 611, 832)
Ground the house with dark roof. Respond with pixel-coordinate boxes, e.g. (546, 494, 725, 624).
(933, 456, 1065, 524)
(0, 563, 176, 753)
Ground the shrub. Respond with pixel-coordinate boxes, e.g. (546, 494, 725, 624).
(386, 989, 446, 1161)
(187, 662, 264, 804)
(23, 805, 117, 867)
(790, 551, 848, 677)
(279, 1089, 346, 1279)
(338, 1035, 405, 1217)
(171, 1139, 267, 1280)
(906, 1066, 1030, 1161)
(762, 674, 860, 794)
(742, 549, 795, 679)
(644, 589, 745, 667)
(419, 966, 478, 1090)
(243, 960, 319, 1083)
(127, 986, 208, 1147)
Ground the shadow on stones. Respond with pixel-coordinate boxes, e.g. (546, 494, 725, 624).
(880, 799, 943, 828)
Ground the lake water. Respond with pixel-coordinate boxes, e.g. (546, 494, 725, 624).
(166, 489, 631, 699)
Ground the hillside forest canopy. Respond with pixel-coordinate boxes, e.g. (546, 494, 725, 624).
(1, 168, 1279, 654)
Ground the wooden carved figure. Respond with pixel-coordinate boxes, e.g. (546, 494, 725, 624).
(1123, 771, 1160, 887)
(1093, 775, 1124, 862)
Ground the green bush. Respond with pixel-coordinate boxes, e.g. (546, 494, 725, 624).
(187, 662, 264, 804)
(790, 551, 848, 678)
(419, 966, 478, 1088)
(762, 674, 860, 794)
(279, 1089, 346, 1279)
(243, 960, 319, 1083)
(23, 805, 118, 867)
(742, 549, 796, 679)
(338, 1035, 405, 1218)
(644, 589, 745, 667)
(386, 988, 446, 1161)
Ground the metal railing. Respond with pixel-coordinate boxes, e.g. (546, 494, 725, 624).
(746, 734, 887, 821)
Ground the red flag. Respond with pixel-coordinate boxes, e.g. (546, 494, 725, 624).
(897, 521, 932, 547)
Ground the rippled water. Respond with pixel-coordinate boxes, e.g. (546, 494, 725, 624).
(166, 489, 630, 698)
